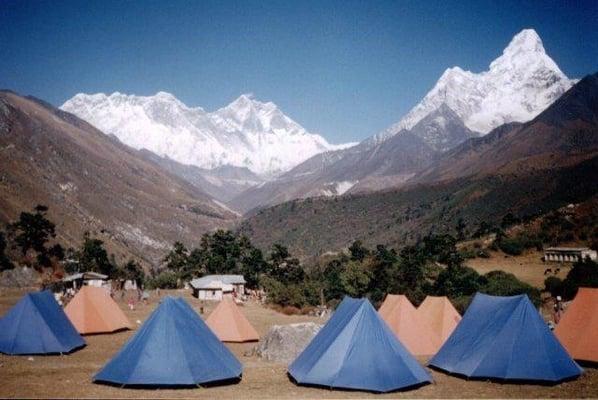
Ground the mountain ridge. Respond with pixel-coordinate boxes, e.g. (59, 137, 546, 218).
(61, 92, 355, 177)
(238, 72, 598, 258)
(0, 90, 236, 266)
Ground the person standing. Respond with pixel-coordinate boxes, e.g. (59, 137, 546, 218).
(553, 296, 563, 324)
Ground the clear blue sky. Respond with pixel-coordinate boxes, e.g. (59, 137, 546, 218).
(1, 0, 596, 144)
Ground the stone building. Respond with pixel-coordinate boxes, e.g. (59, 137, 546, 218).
(543, 247, 597, 263)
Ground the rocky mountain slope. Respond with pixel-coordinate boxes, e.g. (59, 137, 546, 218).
(239, 73, 598, 259)
(0, 91, 236, 266)
(61, 92, 353, 177)
(416, 73, 598, 183)
(377, 29, 575, 140)
(231, 29, 574, 212)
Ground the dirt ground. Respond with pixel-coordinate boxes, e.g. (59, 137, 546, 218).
(464, 249, 571, 287)
(1, 287, 596, 399)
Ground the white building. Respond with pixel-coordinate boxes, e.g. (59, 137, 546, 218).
(544, 247, 597, 263)
(62, 271, 109, 289)
(189, 275, 246, 301)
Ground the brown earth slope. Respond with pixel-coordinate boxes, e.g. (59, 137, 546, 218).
(0, 91, 236, 266)
(239, 73, 598, 259)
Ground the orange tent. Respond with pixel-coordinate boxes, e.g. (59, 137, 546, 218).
(416, 296, 461, 353)
(206, 298, 259, 342)
(65, 286, 131, 334)
(378, 294, 436, 356)
(555, 287, 598, 362)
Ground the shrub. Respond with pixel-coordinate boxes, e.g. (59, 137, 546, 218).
(544, 276, 563, 297)
(497, 237, 524, 256)
(280, 306, 301, 315)
(561, 257, 598, 300)
(145, 270, 179, 289)
(434, 265, 483, 298)
(481, 270, 541, 306)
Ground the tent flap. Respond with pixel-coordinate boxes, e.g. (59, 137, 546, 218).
(429, 293, 582, 382)
(206, 298, 259, 342)
(0, 290, 85, 355)
(65, 286, 131, 334)
(94, 296, 242, 386)
(555, 287, 598, 362)
(289, 296, 432, 392)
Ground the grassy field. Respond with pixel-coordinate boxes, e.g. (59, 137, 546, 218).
(0, 287, 596, 399)
(464, 249, 571, 287)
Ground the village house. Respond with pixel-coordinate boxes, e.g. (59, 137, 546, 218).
(189, 274, 246, 301)
(543, 247, 597, 263)
(62, 271, 109, 290)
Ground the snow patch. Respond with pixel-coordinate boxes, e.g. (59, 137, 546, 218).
(61, 92, 354, 177)
(374, 28, 575, 142)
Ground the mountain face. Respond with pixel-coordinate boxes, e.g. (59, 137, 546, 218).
(61, 92, 353, 178)
(231, 103, 476, 212)
(416, 72, 598, 184)
(377, 29, 575, 141)
(230, 29, 573, 212)
(239, 73, 598, 258)
(138, 150, 262, 206)
(0, 91, 236, 266)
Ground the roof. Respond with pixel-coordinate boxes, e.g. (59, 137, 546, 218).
(429, 293, 582, 382)
(63, 271, 108, 282)
(94, 296, 242, 386)
(289, 296, 432, 392)
(65, 286, 131, 334)
(206, 298, 259, 342)
(189, 275, 245, 289)
(0, 291, 86, 355)
(545, 247, 592, 252)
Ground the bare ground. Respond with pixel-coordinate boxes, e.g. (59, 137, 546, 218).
(0, 288, 596, 399)
(464, 249, 571, 287)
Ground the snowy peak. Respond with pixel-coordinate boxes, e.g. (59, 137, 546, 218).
(215, 94, 304, 137)
(502, 29, 545, 56)
(378, 29, 575, 141)
(61, 92, 351, 177)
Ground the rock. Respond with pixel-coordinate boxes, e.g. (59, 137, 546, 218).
(249, 322, 322, 364)
(0, 267, 40, 288)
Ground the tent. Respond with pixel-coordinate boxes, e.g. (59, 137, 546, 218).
(94, 296, 242, 386)
(378, 294, 437, 356)
(555, 287, 598, 362)
(65, 286, 131, 334)
(416, 296, 461, 353)
(429, 293, 582, 382)
(206, 297, 259, 342)
(0, 290, 85, 355)
(289, 296, 432, 392)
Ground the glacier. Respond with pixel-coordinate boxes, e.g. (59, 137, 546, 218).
(375, 29, 575, 142)
(61, 92, 354, 177)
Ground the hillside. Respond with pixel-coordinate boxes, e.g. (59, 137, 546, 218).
(0, 91, 236, 266)
(239, 73, 598, 259)
(230, 29, 575, 212)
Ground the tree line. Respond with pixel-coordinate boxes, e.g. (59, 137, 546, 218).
(1, 205, 596, 310)
(0, 205, 144, 287)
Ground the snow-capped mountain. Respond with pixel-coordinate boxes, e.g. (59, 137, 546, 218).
(230, 29, 578, 212)
(376, 29, 575, 142)
(61, 92, 353, 177)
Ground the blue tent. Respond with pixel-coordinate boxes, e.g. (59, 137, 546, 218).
(288, 296, 432, 392)
(0, 290, 85, 355)
(94, 296, 242, 386)
(429, 293, 582, 382)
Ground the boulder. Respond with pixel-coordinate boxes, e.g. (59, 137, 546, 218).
(250, 322, 322, 364)
(0, 267, 40, 288)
